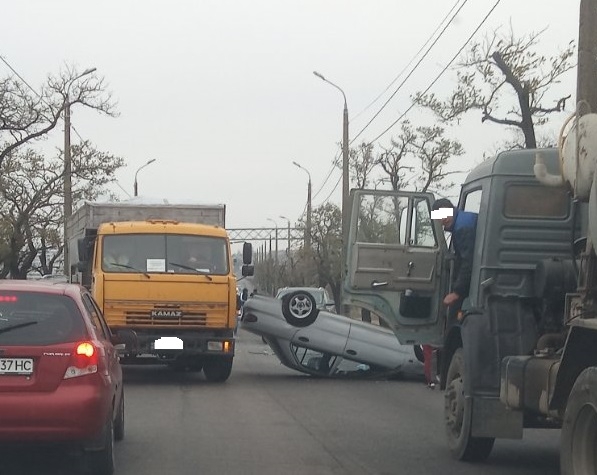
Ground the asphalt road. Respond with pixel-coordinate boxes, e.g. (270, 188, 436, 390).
(0, 330, 560, 475)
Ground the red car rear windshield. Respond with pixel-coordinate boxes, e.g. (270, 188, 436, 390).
(0, 292, 87, 345)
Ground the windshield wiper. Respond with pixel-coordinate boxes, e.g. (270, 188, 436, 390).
(169, 262, 213, 281)
(108, 262, 151, 279)
(0, 321, 38, 335)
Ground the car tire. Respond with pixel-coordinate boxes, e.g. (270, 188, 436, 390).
(281, 291, 319, 327)
(87, 418, 115, 475)
(444, 348, 494, 462)
(413, 345, 424, 363)
(114, 391, 125, 441)
(560, 367, 597, 475)
(203, 357, 233, 382)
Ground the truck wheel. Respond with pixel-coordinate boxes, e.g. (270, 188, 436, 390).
(444, 348, 494, 462)
(203, 357, 233, 382)
(281, 291, 319, 327)
(560, 366, 597, 475)
(187, 356, 203, 372)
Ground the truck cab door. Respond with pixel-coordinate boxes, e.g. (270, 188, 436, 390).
(344, 189, 449, 345)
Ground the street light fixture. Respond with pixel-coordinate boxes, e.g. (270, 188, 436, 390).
(134, 159, 157, 197)
(63, 66, 97, 279)
(292, 161, 312, 248)
(313, 71, 349, 274)
(267, 218, 279, 294)
(280, 215, 291, 254)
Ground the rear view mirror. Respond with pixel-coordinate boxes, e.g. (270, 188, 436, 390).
(77, 235, 96, 263)
(242, 264, 255, 277)
(243, 242, 253, 265)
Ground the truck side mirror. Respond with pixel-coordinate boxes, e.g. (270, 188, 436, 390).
(242, 264, 255, 277)
(77, 236, 95, 262)
(243, 242, 253, 265)
(77, 238, 87, 262)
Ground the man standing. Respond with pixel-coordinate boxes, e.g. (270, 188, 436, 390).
(424, 198, 478, 388)
(432, 198, 478, 309)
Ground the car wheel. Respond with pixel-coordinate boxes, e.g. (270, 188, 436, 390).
(413, 345, 424, 363)
(560, 367, 597, 475)
(444, 348, 494, 461)
(203, 357, 233, 382)
(87, 418, 115, 475)
(114, 391, 125, 441)
(281, 291, 319, 327)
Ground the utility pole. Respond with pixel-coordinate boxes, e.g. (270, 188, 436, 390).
(63, 96, 72, 278)
(62, 67, 96, 280)
(280, 216, 291, 254)
(578, 0, 597, 116)
(341, 95, 349, 272)
(267, 218, 279, 294)
(292, 161, 312, 248)
(306, 175, 312, 248)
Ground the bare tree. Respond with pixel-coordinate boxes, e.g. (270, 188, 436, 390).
(411, 125, 463, 193)
(379, 121, 417, 190)
(0, 143, 124, 278)
(0, 64, 117, 168)
(414, 26, 575, 149)
(349, 142, 378, 189)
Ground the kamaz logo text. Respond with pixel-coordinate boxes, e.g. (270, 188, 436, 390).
(151, 310, 183, 318)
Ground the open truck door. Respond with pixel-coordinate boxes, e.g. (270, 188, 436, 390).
(344, 189, 450, 345)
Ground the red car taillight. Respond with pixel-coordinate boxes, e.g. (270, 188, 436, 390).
(63, 342, 99, 379)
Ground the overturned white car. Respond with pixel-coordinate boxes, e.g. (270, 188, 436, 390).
(241, 290, 424, 378)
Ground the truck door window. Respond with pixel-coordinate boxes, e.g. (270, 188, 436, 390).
(463, 189, 482, 213)
(356, 194, 408, 244)
(410, 198, 436, 247)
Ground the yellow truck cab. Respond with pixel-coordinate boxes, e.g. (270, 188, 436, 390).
(68, 201, 254, 382)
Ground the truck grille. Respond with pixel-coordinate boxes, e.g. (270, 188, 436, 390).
(104, 300, 229, 327)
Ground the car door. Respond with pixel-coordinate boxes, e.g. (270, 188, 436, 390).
(344, 189, 449, 346)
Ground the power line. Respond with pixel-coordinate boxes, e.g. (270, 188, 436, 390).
(367, 0, 504, 145)
(312, 0, 503, 208)
(351, 0, 470, 145)
(319, 173, 342, 205)
(0, 55, 41, 100)
(352, 0, 467, 122)
(311, 0, 468, 206)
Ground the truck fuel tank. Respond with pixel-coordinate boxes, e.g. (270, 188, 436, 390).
(500, 355, 560, 417)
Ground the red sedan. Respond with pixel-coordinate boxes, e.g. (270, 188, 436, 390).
(0, 280, 127, 475)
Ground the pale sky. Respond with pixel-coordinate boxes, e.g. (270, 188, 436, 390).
(2, 1, 581, 236)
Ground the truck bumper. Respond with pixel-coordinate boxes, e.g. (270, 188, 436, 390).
(115, 328, 235, 361)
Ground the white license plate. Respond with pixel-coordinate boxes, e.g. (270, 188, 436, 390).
(0, 358, 34, 375)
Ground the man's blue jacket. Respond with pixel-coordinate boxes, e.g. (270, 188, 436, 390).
(446, 209, 478, 298)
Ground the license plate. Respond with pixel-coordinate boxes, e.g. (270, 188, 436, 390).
(0, 358, 34, 375)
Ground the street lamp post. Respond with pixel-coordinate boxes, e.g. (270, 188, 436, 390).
(134, 159, 157, 197)
(63, 67, 97, 279)
(292, 161, 312, 248)
(313, 71, 349, 275)
(267, 218, 279, 294)
(280, 215, 291, 254)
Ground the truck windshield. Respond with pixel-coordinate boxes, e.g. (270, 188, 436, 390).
(102, 234, 229, 275)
